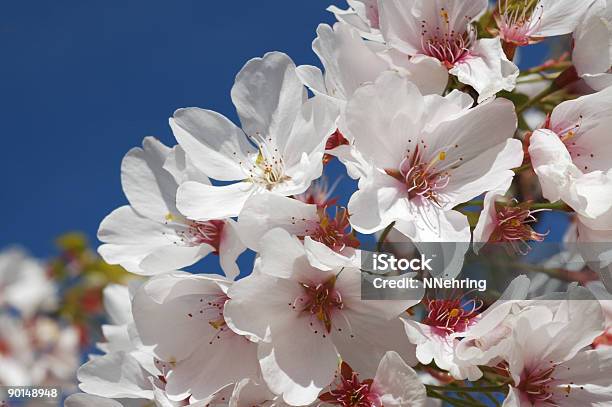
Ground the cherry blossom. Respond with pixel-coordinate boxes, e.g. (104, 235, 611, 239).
(528, 87, 612, 229)
(98, 137, 244, 279)
(224, 228, 419, 405)
(319, 352, 427, 407)
(473, 175, 549, 254)
(296, 22, 448, 179)
(378, 0, 519, 102)
(342, 72, 522, 245)
(173, 52, 337, 222)
(403, 275, 531, 381)
(495, 0, 595, 46)
(500, 300, 611, 406)
(131, 272, 260, 403)
(237, 193, 359, 271)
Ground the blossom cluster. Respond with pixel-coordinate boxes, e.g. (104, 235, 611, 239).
(67, 1, 612, 406)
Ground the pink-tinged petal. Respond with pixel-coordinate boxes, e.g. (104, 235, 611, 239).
(529, 129, 578, 203)
(77, 352, 153, 399)
(164, 334, 259, 402)
(378, 0, 433, 55)
(552, 348, 612, 406)
(572, 170, 612, 225)
(218, 219, 246, 281)
(379, 53, 449, 96)
(334, 312, 418, 377)
(569, 120, 612, 173)
(97, 206, 180, 275)
(402, 320, 437, 365)
(171, 108, 253, 181)
(327, 1, 383, 41)
(224, 272, 302, 341)
(131, 274, 224, 363)
(573, 0, 612, 91)
(258, 320, 338, 406)
(372, 351, 427, 407)
(231, 52, 305, 151)
(473, 174, 514, 250)
(176, 181, 255, 221)
(347, 170, 410, 234)
(550, 86, 612, 138)
(310, 22, 390, 101)
(259, 228, 310, 278)
(237, 194, 317, 251)
(534, 0, 594, 37)
(121, 137, 177, 222)
(450, 38, 519, 102)
(342, 72, 426, 170)
(228, 379, 277, 407)
(303, 237, 356, 271)
(337, 266, 419, 320)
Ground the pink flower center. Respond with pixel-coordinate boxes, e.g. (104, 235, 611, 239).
(422, 296, 482, 336)
(519, 363, 558, 404)
(296, 207, 359, 253)
(490, 202, 548, 254)
(292, 275, 344, 334)
(319, 362, 381, 407)
(497, 0, 544, 46)
(181, 220, 225, 253)
(419, 8, 475, 68)
(386, 144, 457, 207)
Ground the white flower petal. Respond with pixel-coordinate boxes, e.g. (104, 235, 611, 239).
(176, 181, 255, 221)
(77, 352, 153, 399)
(449, 38, 519, 103)
(237, 194, 317, 251)
(171, 108, 253, 181)
(373, 351, 427, 407)
(121, 137, 177, 222)
(231, 52, 305, 151)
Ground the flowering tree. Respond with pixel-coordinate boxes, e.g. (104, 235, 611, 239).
(66, 1, 612, 406)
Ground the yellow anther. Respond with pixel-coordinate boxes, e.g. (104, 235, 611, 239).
(208, 318, 227, 330)
(440, 8, 449, 23)
(439, 151, 447, 161)
(165, 213, 175, 221)
(449, 308, 461, 318)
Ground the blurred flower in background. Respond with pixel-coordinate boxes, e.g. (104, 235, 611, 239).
(0, 233, 133, 402)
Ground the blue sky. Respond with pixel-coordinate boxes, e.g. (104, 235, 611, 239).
(0, 1, 553, 260)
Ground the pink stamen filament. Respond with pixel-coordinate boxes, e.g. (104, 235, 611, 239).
(296, 207, 359, 253)
(491, 202, 549, 254)
(419, 8, 475, 67)
(497, 0, 544, 45)
(422, 294, 483, 336)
